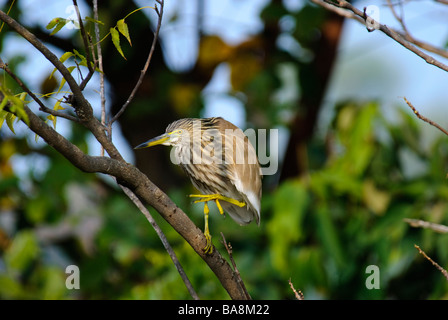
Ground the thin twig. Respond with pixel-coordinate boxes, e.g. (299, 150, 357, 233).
(119, 183, 200, 300)
(220, 232, 251, 300)
(404, 218, 448, 234)
(110, 0, 164, 125)
(288, 278, 304, 300)
(1, 88, 249, 299)
(72, 0, 96, 91)
(385, 0, 448, 60)
(414, 244, 448, 281)
(0, 6, 251, 300)
(403, 97, 448, 136)
(386, 0, 410, 35)
(314, 0, 448, 73)
(93, 0, 107, 156)
(310, 0, 363, 22)
(0, 57, 79, 122)
(0, 9, 91, 116)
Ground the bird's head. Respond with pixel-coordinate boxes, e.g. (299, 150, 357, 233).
(134, 118, 198, 150)
(134, 128, 185, 149)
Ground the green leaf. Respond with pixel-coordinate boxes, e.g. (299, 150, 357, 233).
(19, 92, 28, 102)
(110, 27, 126, 60)
(53, 99, 65, 111)
(5, 112, 16, 134)
(46, 18, 69, 36)
(0, 275, 23, 299)
(8, 94, 29, 125)
(50, 51, 75, 79)
(117, 19, 132, 46)
(52, 20, 68, 36)
(267, 179, 309, 272)
(46, 17, 62, 30)
(46, 99, 65, 129)
(315, 204, 346, 268)
(47, 114, 56, 129)
(0, 88, 29, 128)
(60, 51, 75, 64)
(85, 16, 104, 25)
(5, 231, 40, 271)
(0, 110, 7, 130)
(0, 94, 9, 111)
(56, 65, 76, 93)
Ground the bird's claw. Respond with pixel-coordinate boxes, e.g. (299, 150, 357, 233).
(203, 232, 213, 254)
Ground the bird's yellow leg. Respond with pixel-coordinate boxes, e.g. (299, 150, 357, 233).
(189, 194, 247, 254)
(203, 202, 213, 254)
(189, 194, 246, 208)
(215, 199, 224, 215)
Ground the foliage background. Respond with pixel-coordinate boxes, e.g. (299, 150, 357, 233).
(1, 0, 448, 299)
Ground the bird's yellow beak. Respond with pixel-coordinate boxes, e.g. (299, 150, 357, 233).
(134, 133, 171, 149)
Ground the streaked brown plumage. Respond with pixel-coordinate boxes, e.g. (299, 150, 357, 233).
(135, 117, 262, 253)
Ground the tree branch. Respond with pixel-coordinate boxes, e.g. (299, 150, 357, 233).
(0, 9, 90, 112)
(288, 278, 305, 300)
(404, 218, 448, 234)
(403, 97, 448, 136)
(93, 0, 108, 156)
(0, 9, 122, 161)
(72, 0, 96, 91)
(414, 244, 448, 281)
(220, 232, 251, 300)
(110, 0, 164, 124)
(0, 2, 252, 299)
(312, 0, 448, 73)
(0, 91, 249, 300)
(385, 0, 448, 60)
(119, 183, 199, 300)
(0, 56, 79, 123)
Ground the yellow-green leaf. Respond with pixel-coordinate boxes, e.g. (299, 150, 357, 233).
(85, 16, 104, 25)
(6, 112, 16, 134)
(8, 94, 29, 126)
(5, 231, 40, 271)
(53, 99, 65, 111)
(117, 19, 132, 46)
(46, 17, 62, 30)
(50, 52, 75, 79)
(19, 92, 28, 102)
(0, 94, 9, 111)
(47, 114, 56, 129)
(56, 66, 76, 93)
(46, 18, 68, 36)
(60, 51, 75, 64)
(0, 110, 7, 130)
(110, 27, 126, 60)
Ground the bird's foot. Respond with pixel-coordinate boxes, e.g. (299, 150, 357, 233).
(188, 194, 246, 254)
(202, 202, 213, 254)
(203, 230, 213, 254)
(189, 194, 246, 215)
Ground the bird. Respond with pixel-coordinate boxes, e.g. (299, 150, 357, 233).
(135, 117, 262, 254)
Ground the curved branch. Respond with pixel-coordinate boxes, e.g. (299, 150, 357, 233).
(0, 9, 90, 113)
(403, 97, 448, 136)
(0, 92, 248, 299)
(119, 183, 199, 300)
(313, 0, 448, 73)
(0, 57, 79, 123)
(0, 2, 250, 300)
